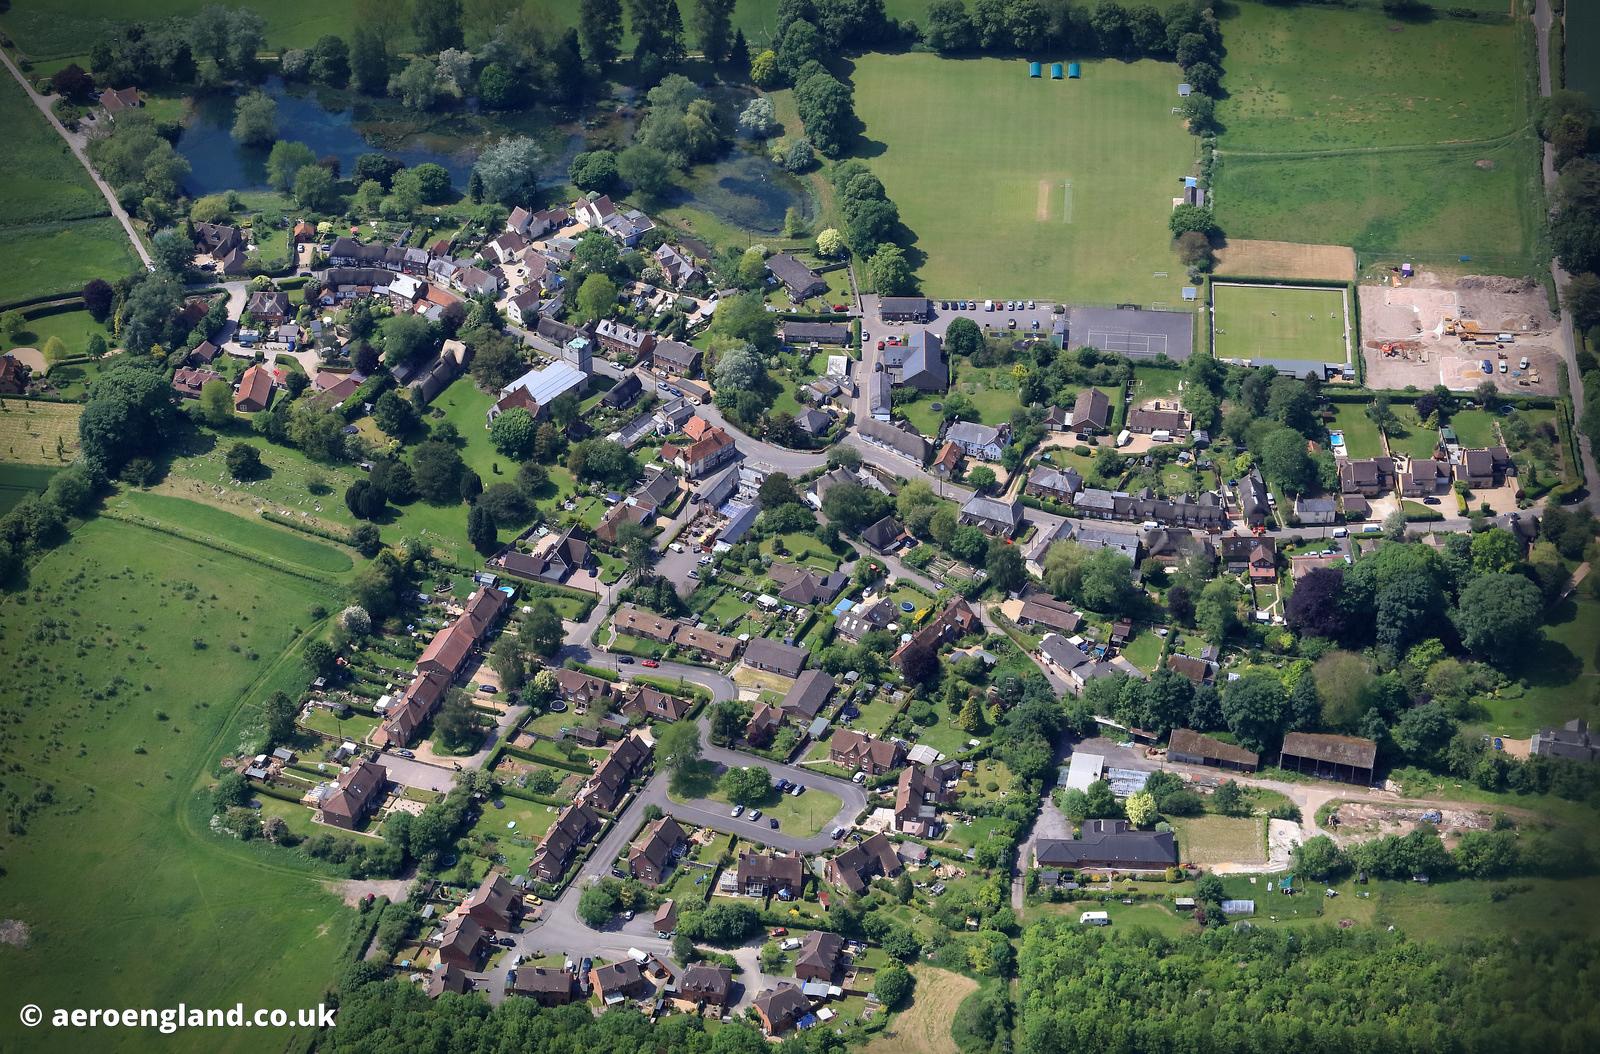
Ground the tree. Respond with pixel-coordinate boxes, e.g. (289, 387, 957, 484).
(489, 406, 537, 460)
(1566, 272, 1600, 332)
(467, 503, 498, 552)
(266, 141, 318, 192)
(381, 313, 436, 366)
(303, 638, 338, 678)
(1196, 577, 1240, 643)
(657, 720, 702, 776)
(815, 227, 846, 259)
(867, 245, 914, 295)
(474, 137, 543, 205)
(82, 278, 114, 322)
(986, 537, 1026, 594)
(692, 0, 736, 63)
(1292, 835, 1348, 881)
(873, 963, 913, 1009)
(231, 89, 277, 145)
(517, 601, 564, 658)
(413, 0, 464, 52)
(411, 440, 466, 503)
(580, 0, 625, 66)
(1079, 547, 1137, 614)
(1285, 567, 1346, 639)
(1452, 573, 1542, 665)
(1221, 672, 1287, 753)
(792, 66, 856, 156)
(566, 438, 639, 487)
(1260, 426, 1315, 495)
(569, 150, 619, 192)
(293, 164, 337, 210)
(575, 273, 619, 323)
(578, 883, 619, 927)
(618, 144, 673, 199)
(719, 765, 771, 806)
(1125, 790, 1157, 828)
(78, 361, 179, 472)
(1168, 204, 1216, 237)
(310, 34, 350, 85)
(225, 443, 262, 479)
(390, 57, 440, 110)
(350, 27, 391, 93)
(1470, 527, 1521, 575)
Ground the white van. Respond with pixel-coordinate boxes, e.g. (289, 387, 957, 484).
(1079, 911, 1111, 926)
(669, 542, 686, 553)
(984, 300, 995, 311)
(1151, 429, 1172, 443)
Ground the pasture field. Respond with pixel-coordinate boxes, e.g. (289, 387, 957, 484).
(0, 517, 352, 1054)
(0, 462, 57, 512)
(0, 66, 139, 304)
(0, 399, 83, 464)
(1212, 2, 1540, 266)
(1211, 284, 1350, 364)
(113, 489, 355, 574)
(850, 54, 1197, 303)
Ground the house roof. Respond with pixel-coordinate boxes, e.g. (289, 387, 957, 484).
(676, 625, 741, 661)
(857, 418, 932, 462)
(960, 493, 1022, 528)
(780, 669, 835, 719)
(1017, 594, 1081, 633)
(678, 963, 732, 1000)
(827, 833, 900, 894)
(1035, 819, 1178, 868)
(625, 684, 691, 721)
(1072, 387, 1111, 430)
(1028, 464, 1082, 496)
(235, 365, 274, 408)
(631, 815, 687, 872)
(736, 850, 804, 890)
(1167, 728, 1257, 767)
(782, 321, 851, 345)
(426, 963, 471, 997)
(320, 758, 387, 822)
(510, 966, 574, 997)
(744, 636, 807, 677)
(1280, 731, 1377, 769)
(438, 914, 486, 960)
(776, 568, 848, 607)
(947, 420, 1004, 448)
(860, 515, 905, 551)
(766, 253, 822, 293)
(796, 930, 845, 974)
(462, 873, 519, 928)
(753, 983, 809, 1030)
(1165, 654, 1213, 684)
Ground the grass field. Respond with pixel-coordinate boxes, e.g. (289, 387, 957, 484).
(865, 966, 976, 1054)
(849, 53, 1197, 303)
(1211, 284, 1350, 364)
(1487, 596, 1600, 738)
(0, 399, 83, 464)
(1328, 402, 1384, 459)
(1170, 814, 1266, 867)
(1384, 404, 1442, 459)
(1213, 2, 1540, 265)
(0, 462, 57, 512)
(0, 66, 139, 304)
(114, 489, 355, 574)
(692, 781, 843, 840)
(0, 517, 351, 1054)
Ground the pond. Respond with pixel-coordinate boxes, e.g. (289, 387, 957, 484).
(668, 151, 814, 236)
(177, 78, 482, 197)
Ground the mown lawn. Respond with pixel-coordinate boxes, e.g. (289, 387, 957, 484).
(0, 517, 353, 1054)
(1328, 402, 1384, 460)
(1169, 814, 1266, 867)
(0, 399, 83, 465)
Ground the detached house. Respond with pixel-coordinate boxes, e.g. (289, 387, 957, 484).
(233, 365, 275, 413)
(743, 637, 807, 678)
(576, 195, 655, 246)
(895, 763, 959, 835)
(246, 290, 290, 327)
(1397, 457, 1449, 497)
(945, 420, 1009, 461)
(1071, 388, 1111, 433)
(766, 253, 827, 301)
(651, 339, 703, 377)
(959, 493, 1023, 536)
(779, 668, 835, 722)
(653, 243, 703, 287)
(172, 367, 222, 400)
(793, 930, 845, 982)
(753, 983, 810, 1036)
(436, 915, 488, 970)
(1221, 535, 1277, 582)
(826, 832, 902, 894)
(551, 668, 620, 710)
(661, 426, 738, 479)
(883, 330, 947, 391)
(623, 684, 692, 722)
(1026, 464, 1082, 503)
(596, 319, 656, 360)
(590, 959, 653, 1004)
(829, 730, 905, 775)
(1339, 456, 1396, 496)
(892, 599, 979, 673)
(677, 964, 733, 1008)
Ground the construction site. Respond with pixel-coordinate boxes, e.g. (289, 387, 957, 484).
(1357, 272, 1561, 395)
(1323, 801, 1497, 849)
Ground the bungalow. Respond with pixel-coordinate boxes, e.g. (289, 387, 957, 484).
(857, 417, 932, 463)
(233, 365, 275, 413)
(1293, 496, 1338, 526)
(945, 421, 1009, 461)
(601, 372, 643, 410)
(461, 873, 521, 931)
(1034, 819, 1178, 873)
(1339, 456, 1396, 497)
(509, 967, 577, 1006)
(1126, 404, 1191, 436)
(830, 729, 905, 775)
(794, 930, 846, 982)
(931, 441, 963, 479)
(1290, 552, 1344, 581)
(651, 339, 702, 377)
(1165, 654, 1215, 686)
(826, 832, 901, 894)
(1026, 464, 1082, 503)
(436, 915, 488, 970)
(778, 669, 835, 723)
(172, 366, 222, 399)
(782, 321, 852, 347)
(744, 637, 807, 678)
(1072, 387, 1112, 433)
(735, 850, 804, 897)
(773, 567, 848, 607)
(894, 762, 958, 835)
(623, 684, 692, 722)
(879, 296, 932, 322)
(595, 319, 657, 360)
(99, 85, 144, 119)
(675, 625, 741, 663)
(959, 493, 1023, 536)
(590, 959, 652, 1004)
(868, 371, 891, 421)
(188, 339, 222, 366)
(1167, 728, 1258, 771)
(1016, 593, 1081, 635)
(745, 702, 784, 747)
(629, 815, 687, 884)
(794, 408, 832, 438)
(766, 253, 827, 300)
(1278, 731, 1377, 784)
(530, 802, 602, 882)
(677, 964, 733, 1008)
(595, 499, 653, 545)
(653, 242, 703, 287)
(246, 290, 290, 326)
(883, 330, 947, 391)
(752, 983, 810, 1036)
(1073, 521, 1144, 559)
(318, 758, 388, 830)
(860, 516, 907, 555)
(1529, 717, 1600, 764)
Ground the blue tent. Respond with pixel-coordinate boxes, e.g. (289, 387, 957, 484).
(1068, 62, 1081, 78)
(1050, 63, 1064, 79)
(1029, 61, 1042, 78)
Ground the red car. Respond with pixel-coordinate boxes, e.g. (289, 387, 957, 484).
(831, 303, 847, 312)
(642, 659, 660, 668)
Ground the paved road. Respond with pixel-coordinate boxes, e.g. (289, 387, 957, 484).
(1532, 0, 1600, 512)
(0, 48, 152, 271)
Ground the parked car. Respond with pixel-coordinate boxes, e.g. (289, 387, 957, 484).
(731, 804, 744, 817)
(478, 684, 497, 693)
(1423, 496, 1441, 505)
(790, 784, 804, 796)
(394, 749, 416, 759)
(1008, 318, 1017, 329)
(769, 818, 780, 829)
(1027, 299, 1036, 309)
(852, 771, 866, 783)
(617, 656, 635, 664)
(749, 809, 762, 821)
(831, 827, 847, 839)
(642, 659, 660, 668)
(775, 778, 790, 791)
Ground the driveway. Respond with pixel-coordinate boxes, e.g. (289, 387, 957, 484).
(374, 753, 459, 793)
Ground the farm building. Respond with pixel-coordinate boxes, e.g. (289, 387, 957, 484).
(1167, 728, 1259, 772)
(1277, 731, 1377, 784)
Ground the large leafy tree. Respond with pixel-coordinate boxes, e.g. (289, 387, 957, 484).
(1452, 573, 1543, 665)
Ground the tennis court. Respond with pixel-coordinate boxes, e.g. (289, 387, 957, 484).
(1068, 306, 1194, 361)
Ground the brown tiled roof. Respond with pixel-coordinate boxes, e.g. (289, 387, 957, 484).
(1280, 731, 1377, 769)
(320, 758, 386, 823)
(1167, 727, 1257, 767)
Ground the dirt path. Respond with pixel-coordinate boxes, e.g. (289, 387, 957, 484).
(0, 46, 152, 270)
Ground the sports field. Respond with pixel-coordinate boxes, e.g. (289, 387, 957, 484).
(1212, 2, 1540, 267)
(850, 54, 1198, 303)
(1211, 284, 1350, 364)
